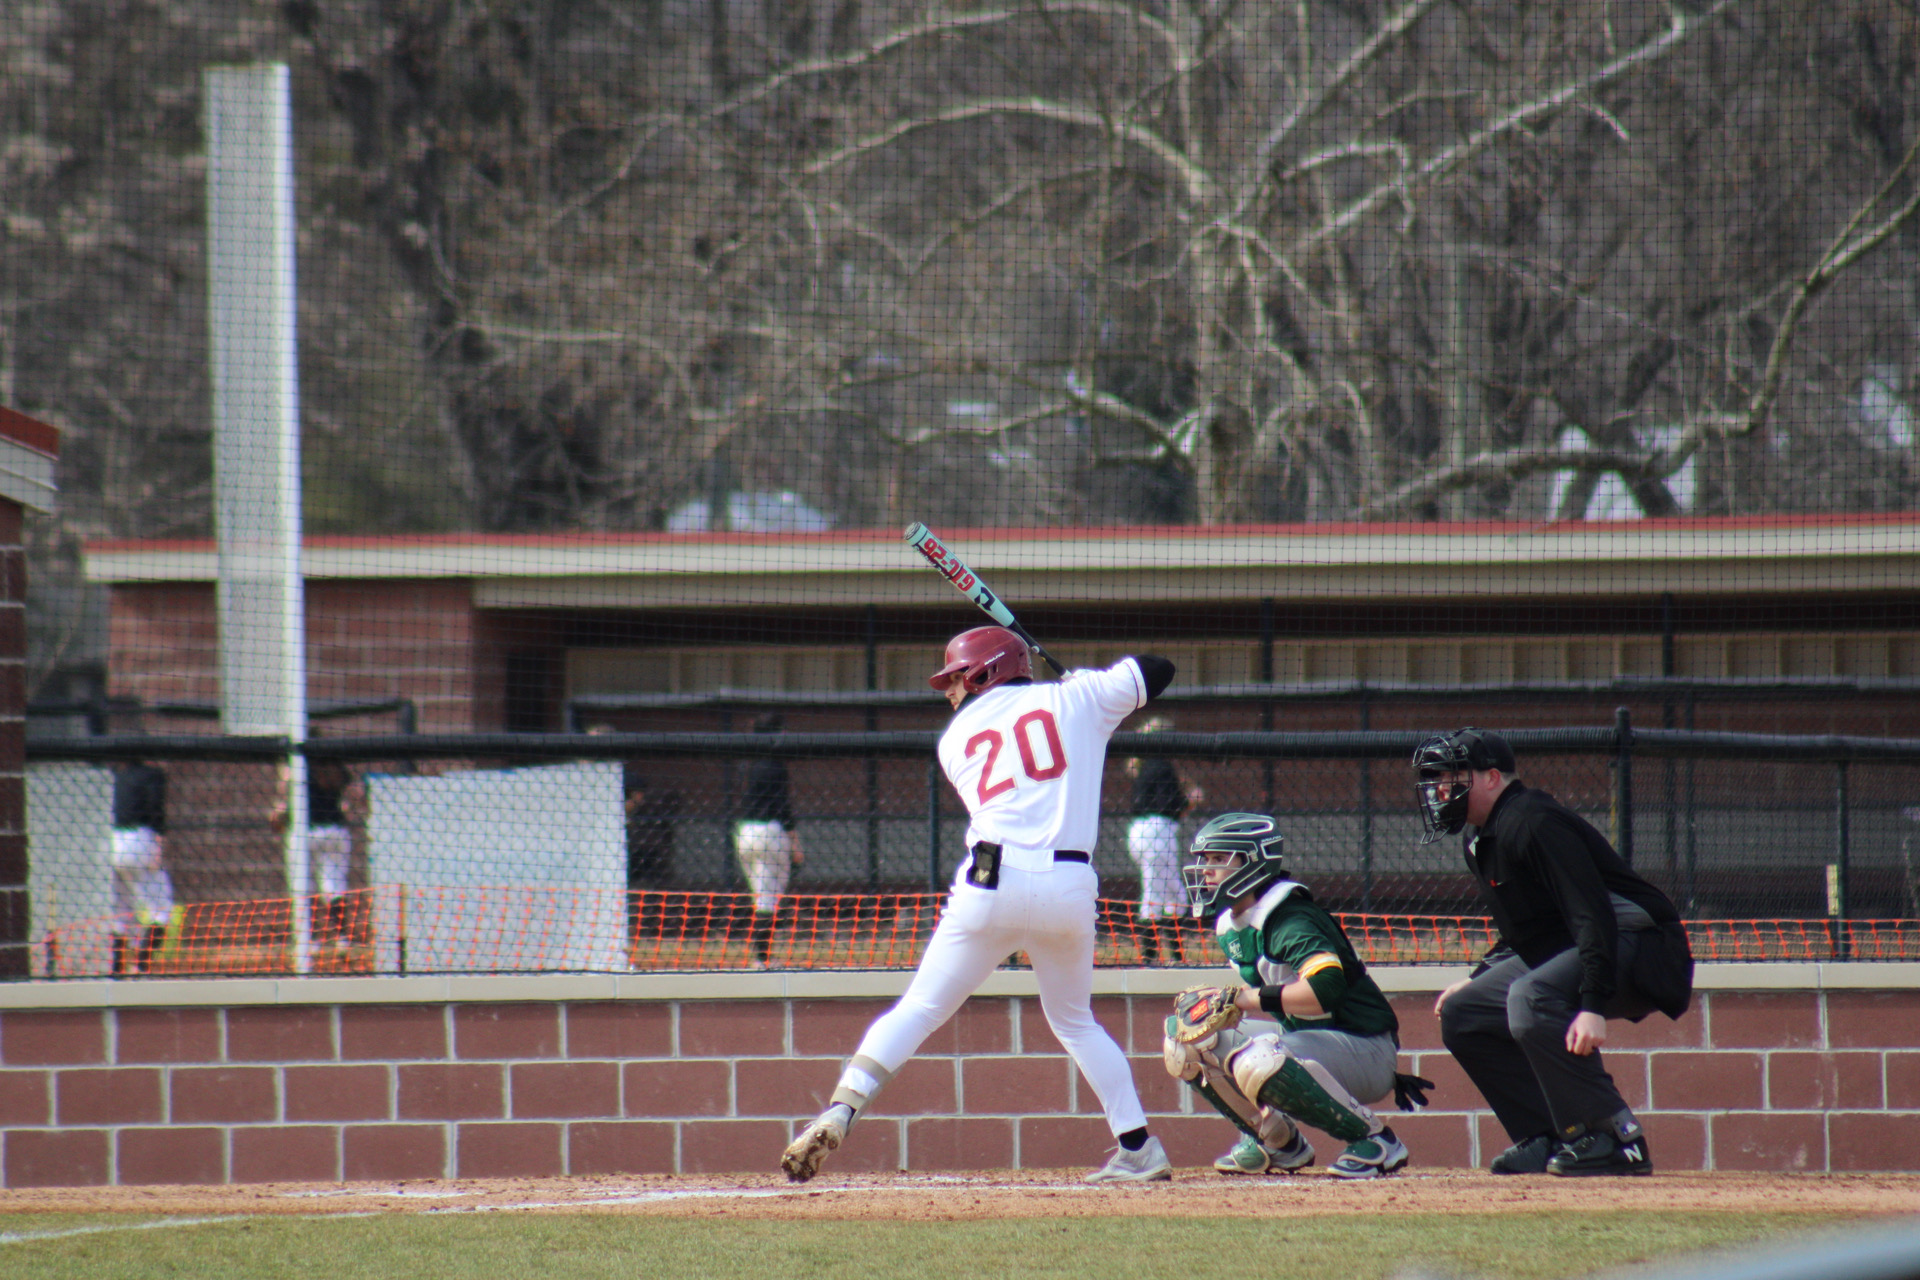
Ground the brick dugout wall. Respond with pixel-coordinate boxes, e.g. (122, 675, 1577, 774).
(1, 966, 1918, 1187)
(0, 406, 58, 981)
(106, 580, 486, 732)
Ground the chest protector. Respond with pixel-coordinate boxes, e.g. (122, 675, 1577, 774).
(1217, 880, 1306, 987)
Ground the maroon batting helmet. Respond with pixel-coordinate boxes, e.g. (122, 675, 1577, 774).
(928, 626, 1032, 696)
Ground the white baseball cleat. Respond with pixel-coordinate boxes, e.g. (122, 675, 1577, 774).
(1086, 1134, 1172, 1183)
(780, 1112, 846, 1183)
(1326, 1126, 1408, 1179)
(1214, 1128, 1316, 1175)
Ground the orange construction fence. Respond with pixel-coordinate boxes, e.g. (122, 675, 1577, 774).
(37, 886, 1920, 978)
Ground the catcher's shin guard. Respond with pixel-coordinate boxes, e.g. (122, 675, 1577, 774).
(1187, 1075, 1264, 1144)
(1230, 1036, 1375, 1143)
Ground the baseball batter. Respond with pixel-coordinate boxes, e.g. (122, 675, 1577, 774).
(781, 625, 1177, 1184)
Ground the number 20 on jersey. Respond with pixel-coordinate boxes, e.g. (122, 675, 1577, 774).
(965, 709, 1067, 803)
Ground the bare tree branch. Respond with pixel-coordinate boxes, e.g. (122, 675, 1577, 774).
(1230, 0, 1446, 220)
(800, 97, 1213, 202)
(707, 3, 1176, 121)
(1289, 0, 1744, 258)
(1358, 445, 1654, 519)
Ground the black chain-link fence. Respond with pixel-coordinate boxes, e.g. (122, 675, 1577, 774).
(20, 714, 1920, 976)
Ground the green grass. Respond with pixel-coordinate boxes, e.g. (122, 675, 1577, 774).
(0, 1210, 1886, 1279)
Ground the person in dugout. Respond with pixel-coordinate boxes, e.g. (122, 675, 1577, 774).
(1166, 813, 1430, 1179)
(271, 756, 359, 953)
(110, 759, 172, 976)
(734, 712, 802, 969)
(1123, 715, 1202, 964)
(1415, 727, 1695, 1176)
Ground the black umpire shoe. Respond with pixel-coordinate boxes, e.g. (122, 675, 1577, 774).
(1545, 1127, 1652, 1177)
(1489, 1133, 1556, 1175)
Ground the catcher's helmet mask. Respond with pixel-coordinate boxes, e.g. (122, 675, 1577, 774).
(1183, 813, 1290, 920)
(928, 626, 1033, 700)
(1412, 727, 1516, 844)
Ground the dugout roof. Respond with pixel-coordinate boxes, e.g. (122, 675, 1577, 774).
(80, 514, 1920, 609)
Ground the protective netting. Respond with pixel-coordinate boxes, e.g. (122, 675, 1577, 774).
(16, 2, 1920, 542)
(23, 731, 1920, 976)
(36, 891, 1920, 978)
(13, 3, 1920, 980)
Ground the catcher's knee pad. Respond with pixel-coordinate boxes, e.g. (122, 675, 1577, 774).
(1210, 1024, 1252, 1060)
(1227, 1033, 1289, 1100)
(1162, 1022, 1204, 1081)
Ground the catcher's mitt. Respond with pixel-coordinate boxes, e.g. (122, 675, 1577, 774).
(1172, 984, 1247, 1044)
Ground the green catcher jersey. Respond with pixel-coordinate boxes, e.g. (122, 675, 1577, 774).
(1214, 881, 1398, 1040)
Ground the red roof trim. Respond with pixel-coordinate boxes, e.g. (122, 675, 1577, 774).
(82, 511, 1920, 555)
(0, 407, 60, 459)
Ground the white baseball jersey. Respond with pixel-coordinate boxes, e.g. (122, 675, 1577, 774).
(937, 659, 1147, 871)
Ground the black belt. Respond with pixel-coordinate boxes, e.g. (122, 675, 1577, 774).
(971, 842, 1088, 864)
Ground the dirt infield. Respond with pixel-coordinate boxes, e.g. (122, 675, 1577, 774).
(3, 1171, 1916, 1222)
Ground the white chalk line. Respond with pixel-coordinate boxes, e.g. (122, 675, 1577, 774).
(268, 1170, 1365, 1215)
(0, 1216, 242, 1245)
(0, 1212, 377, 1246)
(272, 1176, 1121, 1213)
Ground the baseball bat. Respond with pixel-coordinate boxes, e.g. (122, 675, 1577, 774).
(903, 522, 1067, 678)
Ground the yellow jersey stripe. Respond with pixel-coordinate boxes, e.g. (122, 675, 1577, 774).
(1299, 952, 1343, 979)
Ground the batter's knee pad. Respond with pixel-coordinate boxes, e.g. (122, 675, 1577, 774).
(1229, 1035, 1373, 1143)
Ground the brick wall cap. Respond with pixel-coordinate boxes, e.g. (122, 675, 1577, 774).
(442, 975, 620, 1003)
(3, 962, 1919, 1010)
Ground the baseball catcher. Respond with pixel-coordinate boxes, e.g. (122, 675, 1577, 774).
(1167, 814, 1432, 1178)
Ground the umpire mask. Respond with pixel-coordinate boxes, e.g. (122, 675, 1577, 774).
(1183, 813, 1288, 919)
(1412, 727, 1515, 844)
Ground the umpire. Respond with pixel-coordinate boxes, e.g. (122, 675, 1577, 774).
(1414, 728, 1693, 1177)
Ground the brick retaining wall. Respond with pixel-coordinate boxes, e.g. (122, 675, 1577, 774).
(1, 967, 1917, 1186)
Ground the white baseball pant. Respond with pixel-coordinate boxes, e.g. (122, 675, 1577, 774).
(1125, 814, 1186, 918)
(842, 857, 1148, 1138)
(734, 820, 793, 914)
(310, 825, 352, 898)
(110, 826, 173, 934)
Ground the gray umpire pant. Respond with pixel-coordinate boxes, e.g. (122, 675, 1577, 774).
(1438, 935, 1657, 1143)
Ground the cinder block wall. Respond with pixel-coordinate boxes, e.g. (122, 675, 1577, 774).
(1, 967, 1917, 1187)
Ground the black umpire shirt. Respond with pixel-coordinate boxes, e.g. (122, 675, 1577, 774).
(1464, 782, 1681, 1014)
